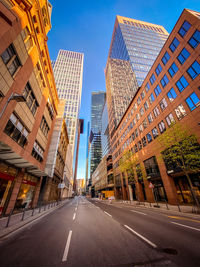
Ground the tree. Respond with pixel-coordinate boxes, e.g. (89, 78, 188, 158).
(157, 123, 200, 210)
(119, 150, 138, 184)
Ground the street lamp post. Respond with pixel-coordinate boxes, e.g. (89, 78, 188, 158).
(0, 92, 26, 119)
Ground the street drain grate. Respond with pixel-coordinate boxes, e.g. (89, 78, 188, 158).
(159, 248, 178, 255)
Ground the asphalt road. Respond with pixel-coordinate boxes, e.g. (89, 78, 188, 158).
(0, 196, 199, 267)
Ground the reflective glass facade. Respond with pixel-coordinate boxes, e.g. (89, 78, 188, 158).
(105, 16, 169, 135)
(90, 92, 106, 176)
(53, 50, 84, 157)
(101, 101, 111, 157)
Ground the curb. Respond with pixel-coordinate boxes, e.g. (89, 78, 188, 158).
(0, 201, 67, 240)
(98, 200, 200, 218)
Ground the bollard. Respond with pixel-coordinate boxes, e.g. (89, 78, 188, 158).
(177, 203, 181, 212)
(21, 208, 26, 221)
(32, 207, 35, 216)
(6, 209, 13, 228)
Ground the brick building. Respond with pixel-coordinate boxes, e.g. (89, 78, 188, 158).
(111, 9, 200, 204)
(0, 0, 59, 215)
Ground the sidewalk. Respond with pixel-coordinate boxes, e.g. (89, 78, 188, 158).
(95, 198, 200, 217)
(0, 199, 68, 239)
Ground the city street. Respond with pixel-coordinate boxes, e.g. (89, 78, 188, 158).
(0, 196, 199, 267)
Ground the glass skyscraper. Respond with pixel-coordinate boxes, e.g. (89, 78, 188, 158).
(53, 50, 84, 158)
(101, 101, 111, 157)
(90, 91, 106, 176)
(105, 16, 169, 135)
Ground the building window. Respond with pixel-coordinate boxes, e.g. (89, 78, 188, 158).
(137, 97, 141, 105)
(142, 136, 147, 147)
(132, 132, 135, 141)
(144, 100, 149, 111)
(188, 30, 200, 49)
(185, 92, 200, 111)
(141, 90, 145, 99)
(169, 37, 180, 52)
(40, 116, 50, 137)
(136, 113, 140, 121)
(135, 128, 139, 137)
(1, 44, 21, 76)
(152, 127, 159, 139)
(160, 74, 169, 88)
(23, 83, 39, 115)
(150, 73, 156, 85)
(154, 84, 162, 97)
(149, 93, 155, 104)
(146, 132, 152, 143)
(139, 107, 144, 117)
(47, 98, 54, 120)
(168, 62, 178, 77)
(4, 113, 28, 147)
(167, 88, 177, 102)
(176, 75, 188, 92)
(147, 113, 154, 124)
(161, 51, 170, 65)
(138, 141, 142, 150)
(145, 82, 150, 92)
(139, 124, 143, 133)
(158, 120, 166, 133)
(155, 63, 162, 76)
(175, 104, 187, 120)
(165, 113, 175, 126)
(144, 156, 161, 178)
(159, 98, 168, 111)
(187, 61, 200, 80)
(142, 118, 148, 129)
(134, 144, 138, 153)
(133, 118, 136, 126)
(177, 48, 190, 65)
(32, 141, 44, 162)
(153, 106, 160, 118)
(178, 20, 191, 37)
(133, 103, 137, 111)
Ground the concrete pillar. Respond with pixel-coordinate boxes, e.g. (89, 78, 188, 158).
(5, 169, 24, 214)
(32, 177, 42, 207)
(157, 155, 179, 205)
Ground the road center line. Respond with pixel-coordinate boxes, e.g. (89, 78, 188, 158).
(75, 207, 77, 211)
(104, 211, 112, 217)
(131, 210, 147, 215)
(62, 230, 72, 262)
(124, 225, 157, 248)
(73, 213, 76, 220)
(171, 221, 200, 232)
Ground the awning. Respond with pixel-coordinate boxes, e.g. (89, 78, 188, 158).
(0, 141, 47, 177)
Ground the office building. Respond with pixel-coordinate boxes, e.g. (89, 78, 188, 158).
(111, 9, 200, 204)
(105, 16, 169, 136)
(101, 101, 111, 157)
(90, 92, 106, 176)
(53, 50, 84, 158)
(0, 0, 59, 215)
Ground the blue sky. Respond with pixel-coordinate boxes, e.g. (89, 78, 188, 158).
(47, 0, 199, 179)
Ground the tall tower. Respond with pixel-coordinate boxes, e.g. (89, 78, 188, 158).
(53, 50, 84, 158)
(105, 16, 169, 137)
(90, 91, 106, 176)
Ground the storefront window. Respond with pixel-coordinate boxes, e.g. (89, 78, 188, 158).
(15, 174, 38, 210)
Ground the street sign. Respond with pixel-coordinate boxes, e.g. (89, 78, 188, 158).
(58, 183, 65, 189)
(149, 182, 154, 189)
